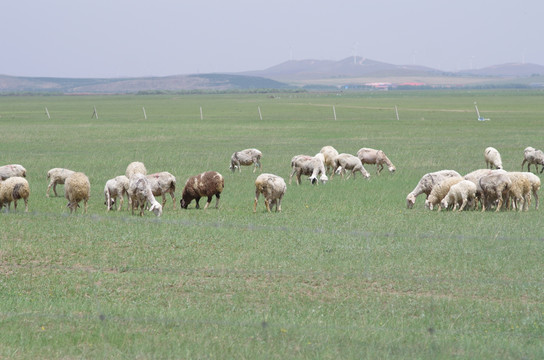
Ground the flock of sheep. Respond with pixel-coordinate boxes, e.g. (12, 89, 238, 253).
(0, 144, 541, 214)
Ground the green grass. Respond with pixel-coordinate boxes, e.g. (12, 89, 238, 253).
(1, 90, 544, 359)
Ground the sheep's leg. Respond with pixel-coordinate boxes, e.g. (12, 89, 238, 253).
(161, 194, 167, 208)
(13, 199, 17, 212)
(495, 196, 504, 212)
(170, 192, 176, 210)
(53, 183, 58, 197)
(24, 198, 28, 212)
(458, 199, 467, 212)
(195, 198, 200, 209)
(46, 182, 53, 197)
(214, 194, 220, 209)
(296, 172, 301, 185)
(288, 168, 296, 184)
(534, 190, 539, 210)
(277, 197, 282, 212)
(377, 164, 383, 175)
(253, 191, 260, 213)
(264, 199, 271, 213)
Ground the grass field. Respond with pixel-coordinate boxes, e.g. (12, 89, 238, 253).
(1, 90, 543, 359)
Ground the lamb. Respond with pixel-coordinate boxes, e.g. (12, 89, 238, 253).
(357, 148, 396, 174)
(332, 153, 370, 180)
(484, 147, 503, 170)
(505, 172, 531, 211)
(439, 180, 477, 212)
(406, 170, 461, 209)
(319, 146, 339, 175)
(253, 173, 286, 213)
(479, 173, 511, 212)
(104, 175, 129, 211)
(425, 176, 464, 210)
(0, 176, 30, 212)
(0, 164, 27, 180)
(180, 171, 224, 210)
(127, 173, 162, 216)
(125, 161, 147, 179)
(64, 172, 90, 214)
(521, 147, 544, 173)
(46, 168, 75, 197)
(229, 148, 262, 173)
(289, 154, 328, 185)
(146, 172, 176, 209)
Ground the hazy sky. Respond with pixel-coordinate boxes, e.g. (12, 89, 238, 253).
(2, 0, 542, 78)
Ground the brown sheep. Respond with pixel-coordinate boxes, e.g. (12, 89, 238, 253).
(180, 171, 224, 210)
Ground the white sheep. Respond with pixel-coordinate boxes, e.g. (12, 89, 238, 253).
(254, 173, 286, 213)
(289, 154, 328, 185)
(520, 171, 541, 209)
(0, 164, 27, 180)
(180, 171, 224, 210)
(147, 172, 176, 209)
(484, 147, 503, 170)
(104, 175, 129, 211)
(521, 147, 544, 173)
(229, 148, 262, 173)
(357, 148, 396, 174)
(128, 173, 162, 216)
(332, 153, 370, 180)
(64, 172, 90, 214)
(440, 180, 477, 211)
(425, 176, 464, 211)
(0, 176, 30, 212)
(125, 161, 147, 179)
(505, 172, 531, 211)
(464, 168, 507, 209)
(319, 146, 339, 175)
(46, 168, 75, 197)
(479, 172, 511, 212)
(406, 170, 461, 209)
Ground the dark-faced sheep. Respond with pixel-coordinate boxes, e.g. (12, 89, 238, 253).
(254, 173, 286, 213)
(229, 148, 262, 173)
(0, 176, 30, 212)
(357, 148, 396, 174)
(180, 171, 224, 210)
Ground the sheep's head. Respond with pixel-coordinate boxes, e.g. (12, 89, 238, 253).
(388, 165, 396, 173)
(149, 202, 162, 217)
(406, 194, 416, 209)
(319, 174, 328, 184)
(308, 176, 318, 185)
(180, 198, 189, 209)
(440, 198, 449, 210)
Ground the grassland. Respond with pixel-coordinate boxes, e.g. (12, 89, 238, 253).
(1, 90, 543, 359)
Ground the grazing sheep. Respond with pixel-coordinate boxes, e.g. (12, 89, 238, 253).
(440, 180, 477, 211)
(520, 171, 541, 209)
(64, 172, 90, 214)
(479, 173, 511, 212)
(505, 172, 531, 211)
(180, 171, 224, 210)
(125, 161, 147, 179)
(464, 168, 507, 209)
(332, 153, 370, 180)
(46, 168, 75, 197)
(425, 176, 464, 211)
(0, 176, 30, 212)
(484, 147, 503, 170)
(229, 148, 262, 173)
(406, 170, 461, 209)
(319, 146, 339, 175)
(147, 172, 176, 209)
(0, 164, 27, 180)
(289, 155, 328, 185)
(357, 148, 396, 174)
(104, 175, 129, 211)
(521, 147, 544, 173)
(254, 173, 286, 213)
(128, 173, 162, 216)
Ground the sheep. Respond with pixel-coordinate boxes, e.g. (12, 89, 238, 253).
(254, 173, 286, 213)
(146, 172, 176, 209)
(332, 153, 370, 180)
(229, 148, 262, 173)
(0, 176, 30, 212)
(357, 148, 396, 174)
(64, 172, 90, 214)
(520, 171, 541, 209)
(479, 173, 511, 212)
(0, 164, 27, 180)
(104, 175, 129, 211)
(125, 161, 147, 179)
(425, 176, 464, 211)
(289, 155, 328, 185)
(180, 171, 224, 210)
(127, 173, 162, 216)
(439, 180, 477, 212)
(319, 146, 339, 175)
(505, 172, 531, 211)
(464, 168, 507, 209)
(46, 168, 75, 197)
(406, 170, 461, 209)
(521, 147, 544, 173)
(484, 147, 503, 170)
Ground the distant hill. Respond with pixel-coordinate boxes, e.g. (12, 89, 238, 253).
(457, 63, 544, 77)
(241, 57, 444, 81)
